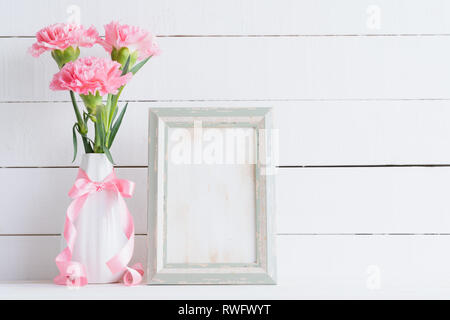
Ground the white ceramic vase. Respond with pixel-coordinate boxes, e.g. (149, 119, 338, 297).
(67, 153, 128, 283)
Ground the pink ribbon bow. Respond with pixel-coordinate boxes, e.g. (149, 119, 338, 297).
(54, 168, 143, 287)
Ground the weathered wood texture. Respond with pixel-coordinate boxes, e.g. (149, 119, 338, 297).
(1, 0, 450, 297)
(1, 0, 450, 36)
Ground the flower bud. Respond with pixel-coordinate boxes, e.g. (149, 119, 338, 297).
(111, 47, 138, 69)
(80, 92, 103, 121)
(51, 46, 81, 69)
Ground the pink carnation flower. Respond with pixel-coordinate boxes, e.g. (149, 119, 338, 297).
(29, 23, 99, 57)
(100, 21, 160, 60)
(50, 57, 132, 96)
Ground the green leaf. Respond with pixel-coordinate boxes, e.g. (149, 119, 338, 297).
(82, 136, 94, 154)
(106, 94, 114, 125)
(108, 102, 128, 148)
(72, 123, 78, 163)
(103, 146, 115, 164)
(121, 55, 131, 76)
(130, 56, 151, 75)
(111, 106, 118, 124)
(79, 133, 95, 146)
(110, 86, 124, 113)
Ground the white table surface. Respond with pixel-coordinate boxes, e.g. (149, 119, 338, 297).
(1, 281, 450, 300)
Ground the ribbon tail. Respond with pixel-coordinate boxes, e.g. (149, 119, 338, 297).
(54, 193, 89, 287)
(123, 263, 144, 286)
(106, 194, 136, 274)
(54, 261, 88, 287)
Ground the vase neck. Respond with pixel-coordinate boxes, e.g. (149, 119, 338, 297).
(80, 154, 113, 182)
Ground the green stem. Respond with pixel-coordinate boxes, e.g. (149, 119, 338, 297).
(94, 125, 102, 153)
(105, 86, 125, 148)
(69, 91, 93, 153)
(112, 86, 124, 119)
(70, 91, 84, 128)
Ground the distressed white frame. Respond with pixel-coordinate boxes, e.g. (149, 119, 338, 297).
(147, 108, 276, 284)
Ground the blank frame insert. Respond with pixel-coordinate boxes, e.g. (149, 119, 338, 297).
(166, 127, 257, 264)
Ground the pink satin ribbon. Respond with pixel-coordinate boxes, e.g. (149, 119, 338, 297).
(54, 168, 143, 287)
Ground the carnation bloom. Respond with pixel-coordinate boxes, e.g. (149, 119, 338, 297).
(29, 23, 99, 57)
(100, 21, 160, 61)
(50, 56, 132, 96)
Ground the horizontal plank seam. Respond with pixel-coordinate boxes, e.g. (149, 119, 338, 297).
(0, 166, 149, 169)
(2, 233, 450, 237)
(3, 34, 450, 39)
(3, 98, 450, 104)
(278, 164, 450, 168)
(3, 165, 450, 169)
(0, 234, 149, 237)
(278, 233, 450, 236)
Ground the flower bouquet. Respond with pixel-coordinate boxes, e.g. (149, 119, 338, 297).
(29, 21, 159, 286)
(30, 21, 159, 161)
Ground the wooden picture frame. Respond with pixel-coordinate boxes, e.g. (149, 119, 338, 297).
(147, 108, 276, 284)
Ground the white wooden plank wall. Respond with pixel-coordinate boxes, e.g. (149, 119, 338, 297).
(1, 0, 450, 297)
